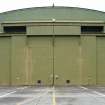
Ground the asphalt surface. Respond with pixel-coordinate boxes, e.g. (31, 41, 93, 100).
(0, 86, 105, 105)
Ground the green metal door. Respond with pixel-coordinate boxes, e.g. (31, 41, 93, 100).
(28, 36, 53, 86)
(11, 36, 27, 86)
(28, 36, 80, 86)
(0, 37, 11, 85)
(54, 36, 81, 85)
(97, 37, 105, 85)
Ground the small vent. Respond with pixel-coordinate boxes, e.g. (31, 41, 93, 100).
(66, 80, 70, 84)
(81, 26, 104, 34)
(4, 26, 26, 34)
(37, 80, 41, 84)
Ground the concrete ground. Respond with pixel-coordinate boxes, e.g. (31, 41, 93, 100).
(0, 86, 105, 105)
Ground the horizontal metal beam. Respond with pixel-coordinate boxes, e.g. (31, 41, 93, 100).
(1, 20, 105, 24)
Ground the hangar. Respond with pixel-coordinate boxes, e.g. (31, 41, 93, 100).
(0, 6, 105, 86)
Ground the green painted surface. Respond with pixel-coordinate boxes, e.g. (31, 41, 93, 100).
(0, 7, 105, 86)
(27, 25, 80, 35)
(0, 37, 11, 85)
(27, 36, 82, 86)
(0, 35, 105, 86)
(0, 35, 104, 86)
(54, 26, 80, 35)
(0, 7, 105, 22)
(96, 37, 105, 85)
(11, 36, 27, 85)
(28, 37, 53, 86)
(54, 36, 81, 85)
(27, 26, 53, 35)
(81, 36, 96, 85)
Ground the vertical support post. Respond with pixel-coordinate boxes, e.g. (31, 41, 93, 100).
(52, 20, 55, 86)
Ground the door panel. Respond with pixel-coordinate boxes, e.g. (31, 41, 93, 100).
(28, 37, 53, 86)
(54, 36, 81, 85)
(0, 37, 11, 85)
(81, 36, 96, 85)
(28, 36, 80, 86)
(97, 37, 105, 85)
(11, 36, 27, 85)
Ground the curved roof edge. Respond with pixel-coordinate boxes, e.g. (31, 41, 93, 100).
(1, 6, 105, 15)
(1, 6, 105, 22)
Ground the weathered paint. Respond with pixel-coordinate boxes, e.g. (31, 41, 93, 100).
(81, 36, 96, 85)
(0, 7, 104, 86)
(54, 36, 81, 85)
(0, 37, 11, 85)
(0, 35, 104, 86)
(96, 37, 105, 85)
(11, 35, 27, 85)
(28, 36, 53, 86)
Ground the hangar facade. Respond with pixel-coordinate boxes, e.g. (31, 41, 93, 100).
(0, 7, 105, 86)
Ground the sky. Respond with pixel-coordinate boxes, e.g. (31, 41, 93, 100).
(0, 0, 105, 13)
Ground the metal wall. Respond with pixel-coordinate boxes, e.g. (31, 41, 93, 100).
(96, 37, 105, 85)
(1, 7, 105, 86)
(11, 36, 27, 85)
(28, 36, 53, 85)
(0, 37, 11, 85)
(0, 25, 105, 86)
(54, 36, 81, 85)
